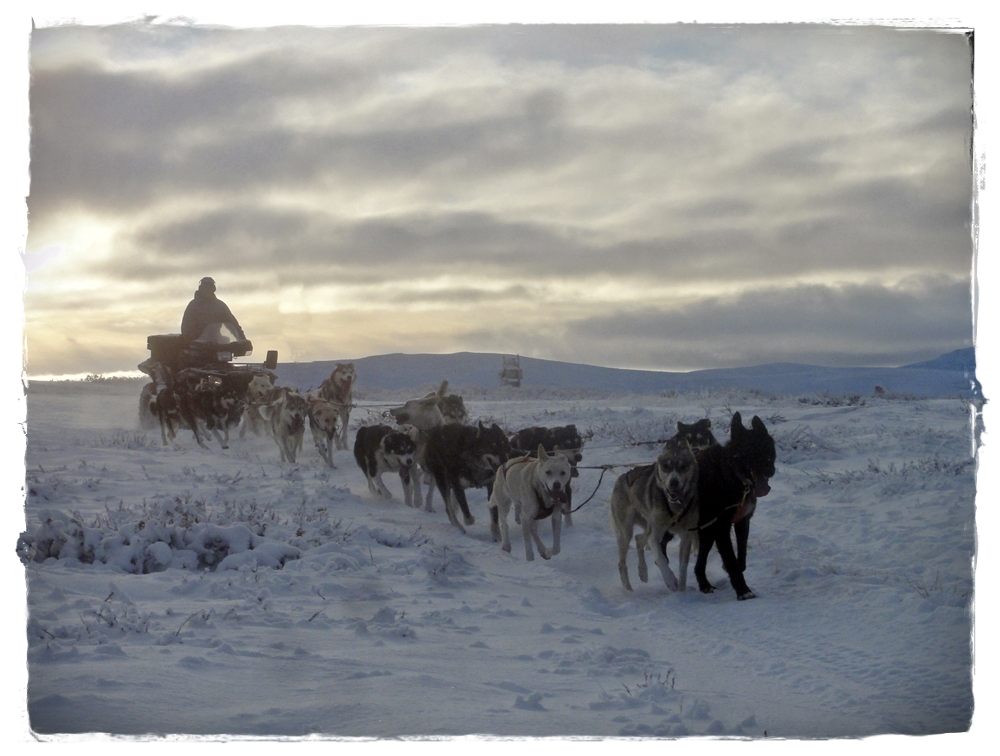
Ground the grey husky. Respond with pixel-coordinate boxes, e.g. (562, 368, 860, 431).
(611, 436, 699, 592)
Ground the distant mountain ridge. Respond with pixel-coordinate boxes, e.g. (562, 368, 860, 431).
(900, 347, 975, 372)
(273, 349, 982, 398)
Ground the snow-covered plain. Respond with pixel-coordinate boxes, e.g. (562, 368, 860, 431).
(18, 377, 979, 741)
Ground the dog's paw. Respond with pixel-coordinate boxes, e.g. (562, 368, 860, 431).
(502, 542, 512, 553)
(464, 514, 476, 526)
(699, 583, 716, 594)
(737, 590, 757, 601)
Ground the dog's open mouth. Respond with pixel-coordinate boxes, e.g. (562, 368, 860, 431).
(548, 489, 569, 505)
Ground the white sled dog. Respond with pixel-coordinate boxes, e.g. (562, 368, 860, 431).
(240, 373, 275, 438)
(611, 436, 699, 592)
(488, 446, 572, 561)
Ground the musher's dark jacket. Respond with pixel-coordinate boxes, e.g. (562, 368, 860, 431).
(180, 289, 245, 343)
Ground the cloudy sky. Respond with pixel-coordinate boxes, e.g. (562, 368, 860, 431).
(21, 15, 975, 378)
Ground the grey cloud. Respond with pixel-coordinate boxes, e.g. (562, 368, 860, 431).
(561, 277, 973, 369)
(109, 209, 584, 283)
(103, 194, 971, 291)
(388, 285, 537, 306)
(753, 139, 841, 179)
(28, 50, 377, 217)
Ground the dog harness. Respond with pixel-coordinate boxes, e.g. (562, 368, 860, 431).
(694, 482, 753, 531)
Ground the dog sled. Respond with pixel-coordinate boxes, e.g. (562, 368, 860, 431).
(138, 323, 278, 447)
(499, 355, 523, 388)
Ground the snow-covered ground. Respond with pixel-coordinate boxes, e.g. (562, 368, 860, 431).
(15, 378, 983, 744)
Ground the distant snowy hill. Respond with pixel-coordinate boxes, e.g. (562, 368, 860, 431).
(274, 350, 982, 398)
(900, 347, 976, 371)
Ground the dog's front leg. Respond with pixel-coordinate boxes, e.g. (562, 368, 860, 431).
(525, 516, 550, 560)
(651, 524, 679, 591)
(634, 529, 650, 584)
(336, 408, 350, 450)
(549, 509, 562, 557)
(374, 472, 393, 499)
(734, 516, 751, 573)
(519, 512, 537, 560)
(497, 498, 513, 552)
(443, 487, 467, 533)
(676, 535, 693, 592)
(487, 486, 504, 543)
(401, 467, 415, 507)
(191, 419, 210, 450)
(210, 422, 228, 450)
(715, 524, 755, 600)
(423, 471, 436, 512)
(454, 487, 475, 526)
(693, 527, 716, 594)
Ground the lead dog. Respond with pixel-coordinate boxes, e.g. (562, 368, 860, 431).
(611, 436, 700, 592)
(318, 362, 356, 450)
(510, 424, 586, 526)
(489, 446, 572, 561)
(353, 424, 421, 506)
(693, 413, 776, 601)
(650, 418, 719, 559)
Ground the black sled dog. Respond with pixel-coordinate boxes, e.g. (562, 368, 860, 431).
(693, 412, 776, 601)
(423, 422, 511, 533)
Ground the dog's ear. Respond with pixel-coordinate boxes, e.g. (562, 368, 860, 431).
(437, 380, 449, 398)
(751, 416, 767, 432)
(538, 444, 549, 461)
(730, 412, 744, 438)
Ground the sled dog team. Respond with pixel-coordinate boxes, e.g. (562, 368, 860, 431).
(345, 378, 775, 601)
(184, 366, 778, 601)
